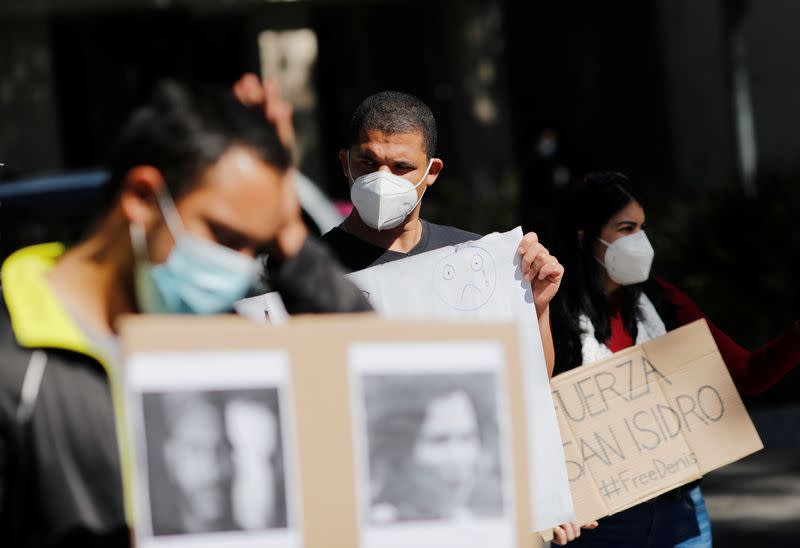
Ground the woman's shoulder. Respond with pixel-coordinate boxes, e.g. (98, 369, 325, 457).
(650, 277, 705, 324)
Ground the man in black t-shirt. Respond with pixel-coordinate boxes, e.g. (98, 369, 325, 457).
(320, 91, 565, 377)
(322, 218, 479, 272)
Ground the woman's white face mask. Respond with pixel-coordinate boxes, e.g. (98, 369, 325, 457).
(596, 231, 654, 285)
(347, 150, 434, 231)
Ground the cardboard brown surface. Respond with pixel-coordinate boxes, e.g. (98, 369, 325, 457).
(549, 319, 764, 526)
(118, 313, 535, 548)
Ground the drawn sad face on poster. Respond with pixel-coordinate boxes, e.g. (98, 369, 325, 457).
(433, 245, 497, 311)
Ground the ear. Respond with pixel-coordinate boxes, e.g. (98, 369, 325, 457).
(119, 166, 166, 227)
(338, 148, 351, 184)
(425, 158, 444, 187)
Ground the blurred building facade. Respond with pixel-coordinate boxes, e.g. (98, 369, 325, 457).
(0, 0, 797, 392)
(2, 0, 799, 225)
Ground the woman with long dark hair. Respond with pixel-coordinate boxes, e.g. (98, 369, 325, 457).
(548, 171, 800, 547)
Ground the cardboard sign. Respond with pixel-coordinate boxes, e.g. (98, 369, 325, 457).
(117, 314, 535, 548)
(550, 319, 763, 526)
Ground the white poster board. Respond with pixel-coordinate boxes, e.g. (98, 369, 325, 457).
(345, 227, 574, 531)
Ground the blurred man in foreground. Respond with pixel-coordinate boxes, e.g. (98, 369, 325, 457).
(0, 79, 367, 546)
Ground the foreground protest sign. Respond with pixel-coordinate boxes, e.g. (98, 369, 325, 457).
(117, 314, 534, 548)
(551, 319, 763, 526)
(344, 226, 574, 531)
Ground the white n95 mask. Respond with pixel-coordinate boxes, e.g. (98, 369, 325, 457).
(348, 151, 434, 231)
(597, 231, 654, 285)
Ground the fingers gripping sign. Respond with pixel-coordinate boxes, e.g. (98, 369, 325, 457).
(517, 232, 565, 315)
(552, 520, 599, 545)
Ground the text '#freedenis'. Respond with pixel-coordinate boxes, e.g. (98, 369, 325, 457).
(553, 356, 724, 489)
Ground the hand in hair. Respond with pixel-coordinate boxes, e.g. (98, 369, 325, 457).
(233, 73, 296, 158)
(273, 170, 308, 259)
(233, 73, 306, 258)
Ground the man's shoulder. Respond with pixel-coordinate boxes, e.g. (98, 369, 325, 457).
(420, 220, 482, 249)
(0, 295, 35, 410)
(319, 225, 371, 250)
(0, 292, 103, 399)
(319, 226, 390, 272)
(319, 225, 343, 242)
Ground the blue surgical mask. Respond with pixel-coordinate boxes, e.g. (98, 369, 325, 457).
(130, 191, 260, 314)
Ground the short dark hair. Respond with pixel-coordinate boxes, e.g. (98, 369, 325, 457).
(103, 79, 291, 210)
(348, 91, 438, 158)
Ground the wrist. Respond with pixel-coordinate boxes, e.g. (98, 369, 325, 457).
(536, 302, 550, 320)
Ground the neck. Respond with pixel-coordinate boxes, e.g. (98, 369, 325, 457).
(47, 213, 138, 335)
(342, 210, 424, 253)
(598, 267, 619, 296)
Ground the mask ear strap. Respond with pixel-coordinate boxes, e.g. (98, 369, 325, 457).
(346, 149, 356, 184)
(155, 190, 185, 238)
(414, 158, 435, 188)
(410, 187, 425, 212)
(405, 159, 435, 210)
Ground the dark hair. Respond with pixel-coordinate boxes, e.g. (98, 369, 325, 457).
(549, 171, 672, 374)
(103, 79, 291, 211)
(364, 374, 494, 473)
(348, 91, 438, 158)
(363, 373, 499, 519)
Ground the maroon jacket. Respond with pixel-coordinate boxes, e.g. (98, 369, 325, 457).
(654, 279, 798, 397)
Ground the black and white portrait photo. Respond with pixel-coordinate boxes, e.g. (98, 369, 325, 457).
(358, 371, 508, 526)
(142, 387, 288, 537)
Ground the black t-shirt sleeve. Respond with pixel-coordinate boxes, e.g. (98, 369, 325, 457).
(319, 227, 393, 272)
(418, 222, 481, 251)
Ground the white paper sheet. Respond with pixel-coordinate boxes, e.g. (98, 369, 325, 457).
(234, 293, 289, 325)
(345, 227, 575, 531)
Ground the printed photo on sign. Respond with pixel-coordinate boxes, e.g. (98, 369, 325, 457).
(125, 351, 301, 548)
(143, 388, 287, 536)
(349, 343, 516, 548)
(363, 372, 504, 524)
